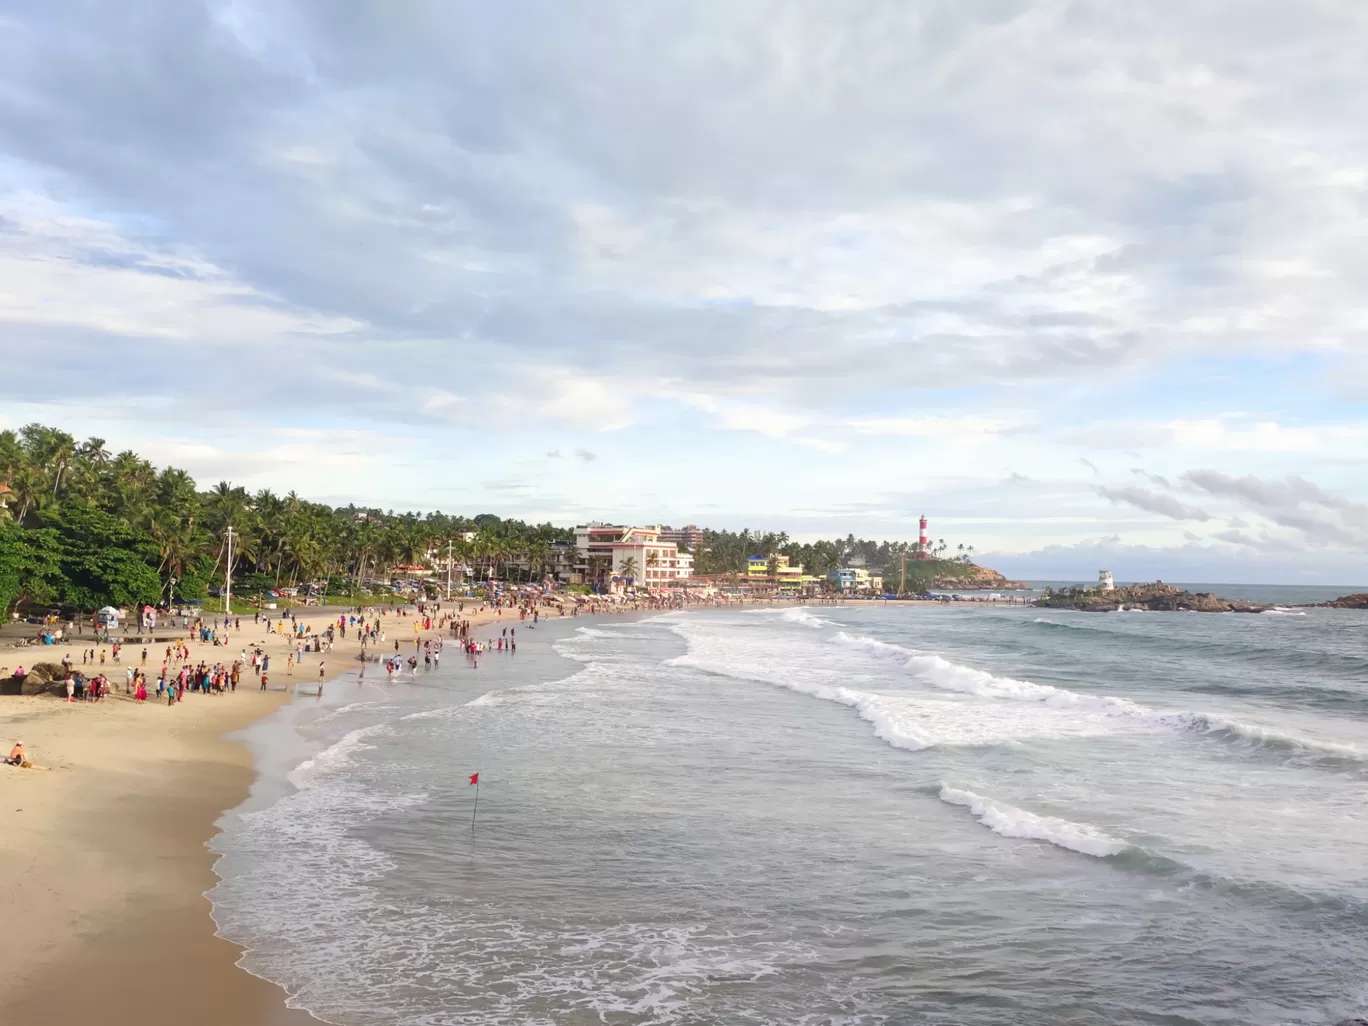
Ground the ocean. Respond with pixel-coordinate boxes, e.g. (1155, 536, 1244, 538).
(209, 592, 1368, 1026)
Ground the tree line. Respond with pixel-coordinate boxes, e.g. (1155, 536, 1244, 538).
(0, 422, 988, 615)
(687, 528, 977, 585)
(0, 424, 571, 617)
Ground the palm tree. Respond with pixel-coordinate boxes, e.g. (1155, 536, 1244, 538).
(618, 556, 639, 586)
(9, 462, 47, 524)
(79, 437, 111, 468)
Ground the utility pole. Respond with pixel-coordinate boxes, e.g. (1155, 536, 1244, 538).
(225, 525, 235, 615)
(899, 548, 907, 597)
(446, 537, 453, 600)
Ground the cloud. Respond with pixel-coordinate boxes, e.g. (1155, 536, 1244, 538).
(0, 1, 1366, 581)
(847, 416, 1009, 442)
(983, 536, 1368, 586)
(1182, 470, 1368, 546)
(574, 449, 597, 462)
(1096, 485, 1212, 521)
(1166, 419, 1364, 452)
(546, 450, 564, 460)
(1130, 468, 1171, 487)
(6, 0, 1368, 412)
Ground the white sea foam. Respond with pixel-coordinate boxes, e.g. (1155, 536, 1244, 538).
(1263, 607, 1307, 616)
(779, 607, 835, 628)
(673, 619, 1362, 765)
(309, 699, 390, 725)
(671, 625, 1128, 748)
(287, 723, 388, 788)
(833, 632, 1150, 718)
(1168, 712, 1364, 761)
(938, 784, 1127, 857)
(575, 626, 627, 639)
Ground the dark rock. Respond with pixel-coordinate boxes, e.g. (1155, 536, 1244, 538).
(1323, 593, 1368, 609)
(1035, 582, 1270, 614)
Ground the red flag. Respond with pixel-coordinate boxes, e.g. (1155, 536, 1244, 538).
(469, 772, 479, 786)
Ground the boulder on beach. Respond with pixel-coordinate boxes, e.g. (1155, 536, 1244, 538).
(2, 661, 70, 696)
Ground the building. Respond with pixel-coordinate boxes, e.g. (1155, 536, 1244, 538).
(827, 567, 884, 593)
(573, 523, 694, 588)
(745, 553, 807, 583)
(611, 527, 694, 588)
(1098, 570, 1115, 592)
(659, 524, 707, 552)
(548, 541, 577, 582)
(500, 541, 580, 584)
(574, 522, 628, 582)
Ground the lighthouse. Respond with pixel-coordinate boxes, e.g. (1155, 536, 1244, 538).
(918, 515, 930, 559)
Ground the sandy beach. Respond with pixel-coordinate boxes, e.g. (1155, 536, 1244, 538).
(0, 594, 962, 1023)
(0, 598, 536, 1025)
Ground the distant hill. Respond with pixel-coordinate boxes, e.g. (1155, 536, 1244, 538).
(886, 558, 1029, 594)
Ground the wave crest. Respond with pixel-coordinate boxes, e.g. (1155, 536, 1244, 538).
(938, 785, 1128, 858)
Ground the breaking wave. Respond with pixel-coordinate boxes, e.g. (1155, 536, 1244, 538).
(937, 785, 1128, 857)
(833, 632, 1149, 717)
(287, 723, 389, 787)
(833, 631, 1364, 764)
(1165, 712, 1365, 763)
(779, 607, 838, 629)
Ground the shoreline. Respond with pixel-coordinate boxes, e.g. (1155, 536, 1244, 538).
(0, 598, 557, 1025)
(0, 593, 1114, 1023)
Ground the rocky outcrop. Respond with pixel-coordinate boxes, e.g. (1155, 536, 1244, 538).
(932, 565, 1030, 590)
(1035, 582, 1269, 613)
(1321, 593, 1368, 609)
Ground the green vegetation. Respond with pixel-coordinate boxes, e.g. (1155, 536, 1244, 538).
(0, 422, 1003, 616)
(688, 529, 981, 595)
(0, 423, 570, 618)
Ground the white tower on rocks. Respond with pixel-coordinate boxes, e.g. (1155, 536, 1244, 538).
(1098, 570, 1115, 592)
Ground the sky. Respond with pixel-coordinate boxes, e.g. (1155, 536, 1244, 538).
(2, 1, 1367, 584)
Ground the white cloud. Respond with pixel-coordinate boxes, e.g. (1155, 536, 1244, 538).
(846, 416, 1010, 442)
(1, 2, 1367, 581)
(1166, 418, 1365, 452)
(0, 190, 361, 342)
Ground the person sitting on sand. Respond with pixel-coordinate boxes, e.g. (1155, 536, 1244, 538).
(5, 741, 43, 769)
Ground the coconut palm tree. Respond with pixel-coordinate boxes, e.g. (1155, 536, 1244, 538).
(618, 555, 639, 585)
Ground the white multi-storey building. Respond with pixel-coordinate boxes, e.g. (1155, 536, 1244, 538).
(573, 523, 694, 588)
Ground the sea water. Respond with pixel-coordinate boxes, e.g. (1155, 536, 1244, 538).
(208, 595, 1368, 1025)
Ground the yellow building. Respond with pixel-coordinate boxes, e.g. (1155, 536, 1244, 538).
(745, 554, 817, 585)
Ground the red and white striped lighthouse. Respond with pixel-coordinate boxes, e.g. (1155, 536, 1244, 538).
(918, 515, 929, 557)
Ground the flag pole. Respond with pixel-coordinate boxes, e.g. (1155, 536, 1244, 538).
(470, 771, 480, 830)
